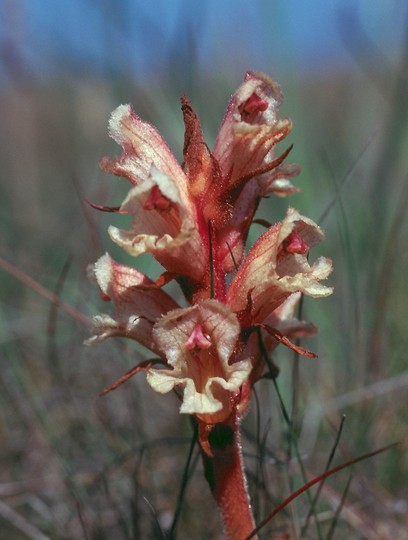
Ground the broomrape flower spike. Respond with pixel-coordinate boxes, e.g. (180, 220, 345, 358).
(87, 71, 333, 539)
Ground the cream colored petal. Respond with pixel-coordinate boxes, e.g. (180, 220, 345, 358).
(84, 313, 123, 344)
(101, 104, 189, 197)
(261, 293, 318, 355)
(265, 292, 317, 338)
(258, 163, 301, 197)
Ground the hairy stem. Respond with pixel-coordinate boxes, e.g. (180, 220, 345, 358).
(201, 414, 257, 540)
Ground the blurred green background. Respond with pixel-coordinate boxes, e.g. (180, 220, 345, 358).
(1, 1, 407, 538)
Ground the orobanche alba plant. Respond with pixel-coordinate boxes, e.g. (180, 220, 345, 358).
(86, 71, 333, 539)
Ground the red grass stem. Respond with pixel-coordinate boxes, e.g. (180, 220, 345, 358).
(244, 442, 398, 540)
(0, 256, 91, 328)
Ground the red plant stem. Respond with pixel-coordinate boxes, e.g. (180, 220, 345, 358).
(202, 413, 257, 540)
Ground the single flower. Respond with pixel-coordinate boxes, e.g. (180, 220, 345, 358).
(226, 207, 333, 325)
(108, 167, 208, 283)
(147, 300, 252, 424)
(86, 253, 178, 354)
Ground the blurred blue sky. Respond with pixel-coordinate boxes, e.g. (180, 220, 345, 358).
(0, 0, 407, 82)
